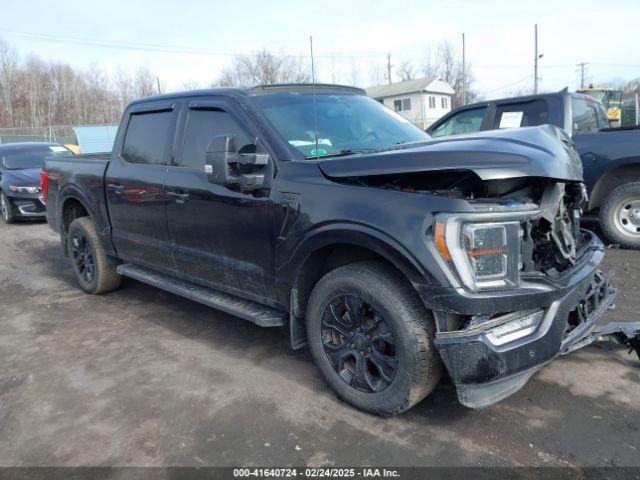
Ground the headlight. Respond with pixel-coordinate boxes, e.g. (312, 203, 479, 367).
(435, 216, 522, 291)
(9, 186, 40, 194)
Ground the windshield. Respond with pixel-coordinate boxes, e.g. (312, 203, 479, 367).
(1, 145, 74, 169)
(581, 91, 606, 103)
(249, 92, 431, 159)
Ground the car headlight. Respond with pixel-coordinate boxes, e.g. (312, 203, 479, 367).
(9, 186, 40, 194)
(435, 216, 522, 291)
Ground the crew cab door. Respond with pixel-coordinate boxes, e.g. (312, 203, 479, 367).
(164, 99, 278, 302)
(105, 102, 179, 273)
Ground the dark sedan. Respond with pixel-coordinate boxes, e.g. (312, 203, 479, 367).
(0, 142, 74, 223)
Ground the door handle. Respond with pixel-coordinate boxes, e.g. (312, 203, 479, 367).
(107, 183, 124, 194)
(167, 191, 190, 203)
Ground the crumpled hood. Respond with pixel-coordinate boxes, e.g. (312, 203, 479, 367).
(1, 167, 42, 187)
(318, 124, 583, 182)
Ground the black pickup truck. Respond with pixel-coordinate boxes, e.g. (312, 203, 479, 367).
(427, 89, 640, 248)
(42, 84, 640, 415)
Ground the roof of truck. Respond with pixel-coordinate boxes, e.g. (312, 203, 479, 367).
(450, 88, 601, 112)
(129, 83, 366, 105)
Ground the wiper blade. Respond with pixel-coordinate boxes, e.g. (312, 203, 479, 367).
(305, 149, 361, 160)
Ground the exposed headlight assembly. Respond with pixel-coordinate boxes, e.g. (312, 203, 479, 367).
(434, 210, 538, 291)
(9, 185, 40, 194)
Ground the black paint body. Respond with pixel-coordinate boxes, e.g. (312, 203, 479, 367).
(43, 86, 613, 407)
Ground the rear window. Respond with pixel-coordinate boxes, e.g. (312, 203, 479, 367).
(122, 110, 174, 165)
(571, 98, 600, 134)
(430, 107, 487, 137)
(492, 100, 549, 129)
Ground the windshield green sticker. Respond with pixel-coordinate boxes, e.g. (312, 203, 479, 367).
(310, 148, 327, 156)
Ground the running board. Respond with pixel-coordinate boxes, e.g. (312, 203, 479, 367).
(116, 263, 287, 327)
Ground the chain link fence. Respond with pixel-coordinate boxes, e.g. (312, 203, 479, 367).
(0, 125, 77, 145)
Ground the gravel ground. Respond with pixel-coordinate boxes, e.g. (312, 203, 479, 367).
(0, 220, 639, 467)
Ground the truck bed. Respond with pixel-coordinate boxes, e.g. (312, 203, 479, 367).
(43, 153, 111, 244)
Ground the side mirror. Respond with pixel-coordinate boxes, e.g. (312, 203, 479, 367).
(205, 135, 270, 191)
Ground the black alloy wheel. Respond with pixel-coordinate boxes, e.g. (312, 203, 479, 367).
(321, 294, 398, 393)
(71, 231, 96, 285)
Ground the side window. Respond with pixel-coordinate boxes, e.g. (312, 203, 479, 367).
(122, 110, 174, 165)
(181, 109, 253, 169)
(572, 98, 599, 134)
(393, 100, 402, 112)
(594, 102, 609, 129)
(402, 98, 411, 111)
(492, 100, 549, 129)
(430, 107, 487, 137)
(428, 97, 436, 108)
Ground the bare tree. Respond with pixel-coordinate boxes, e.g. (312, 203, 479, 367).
(397, 60, 416, 82)
(132, 66, 157, 98)
(421, 40, 477, 107)
(114, 67, 134, 111)
(181, 79, 201, 91)
(215, 49, 311, 86)
(620, 78, 640, 97)
(0, 38, 164, 132)
(368, 62, 386, 86)
(344, 59, 361, 87)
(0, 38, 18, 126)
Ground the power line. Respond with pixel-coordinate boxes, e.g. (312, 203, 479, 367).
(3, 27, 640, 70)
(0, 28, 397, 59)
(477, 75, 533, 95)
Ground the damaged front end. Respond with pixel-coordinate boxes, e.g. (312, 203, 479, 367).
(319, 125, 640, 407)
(424, 178, 640, 408)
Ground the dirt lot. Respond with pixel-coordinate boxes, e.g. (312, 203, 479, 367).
(1, 220, 639, 467)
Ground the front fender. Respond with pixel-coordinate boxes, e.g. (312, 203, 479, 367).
(282, 222, 430, 288)
(280, 222, 436, 349)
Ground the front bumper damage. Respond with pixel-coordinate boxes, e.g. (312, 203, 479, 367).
(430, 233, 640, 409)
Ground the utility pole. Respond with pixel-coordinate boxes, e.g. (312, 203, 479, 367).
(534, 24, 538, 94)
(576, 62, 589, 88)
(533, 24, 544, 94)
(156, 77, 162, 95)
(386, 53, 393, 85)
(462, 33, 466, 106)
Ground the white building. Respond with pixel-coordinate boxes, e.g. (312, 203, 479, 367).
(366, 77, 455, 129)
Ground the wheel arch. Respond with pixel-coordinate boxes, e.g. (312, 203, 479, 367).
(589, 161, 640, 211)
(57, 186, 98, 256)
(285, 226, 430, 349)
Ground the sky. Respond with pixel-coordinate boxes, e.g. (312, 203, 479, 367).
(1, 0, 639, 99)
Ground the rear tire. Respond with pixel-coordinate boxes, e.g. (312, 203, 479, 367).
(599, 182, 640, 249)
(306, 261, 443, 416)
(0, 191, 17, 224)
(67, 217, 122, 294)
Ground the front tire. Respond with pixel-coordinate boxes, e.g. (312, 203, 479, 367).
(599, 182, 640, 249)
(0, 191, 17, 224)
(306, 261, 443, 416)
(67, 217, 122, 294)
